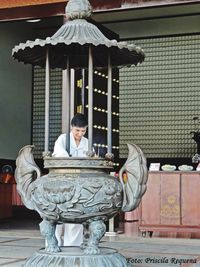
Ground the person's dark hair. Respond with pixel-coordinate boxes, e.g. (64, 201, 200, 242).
(71, 113, 88, 128)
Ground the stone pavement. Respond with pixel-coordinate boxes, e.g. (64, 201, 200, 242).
(0, 219, 200, 267)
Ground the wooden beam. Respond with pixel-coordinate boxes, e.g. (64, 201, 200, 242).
(0, 0, 198, 10)
(90, 0, 121, 10)
(121, 0, 200, 9)
(0, 0, 199, 21)
(0, 0, 66, 9)
(0, 3, 66, 21)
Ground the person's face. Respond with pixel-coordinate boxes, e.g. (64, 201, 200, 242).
(71, 126, 87, 141)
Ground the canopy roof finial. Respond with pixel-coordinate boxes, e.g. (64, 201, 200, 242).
(65, 0, 92, 20)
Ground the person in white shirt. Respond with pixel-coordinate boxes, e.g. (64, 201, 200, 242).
(53, 113, 88, 247)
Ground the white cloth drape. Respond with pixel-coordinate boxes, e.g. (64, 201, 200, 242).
(55, 223, 83, 247)
(52, 132, 88, 246)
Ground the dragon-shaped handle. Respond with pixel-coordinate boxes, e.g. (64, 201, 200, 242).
(119, 144, 148, 212)
(15, 145, 41, 210)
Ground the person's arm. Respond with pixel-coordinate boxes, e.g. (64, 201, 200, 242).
(84, 138, 96, 157)
(52, 134, 69, 157)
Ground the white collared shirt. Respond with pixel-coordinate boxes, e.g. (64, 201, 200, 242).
(52, 132, 88, 157)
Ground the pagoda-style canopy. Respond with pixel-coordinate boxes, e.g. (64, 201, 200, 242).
(12, 0, 145, 157)
(12, 0, 144, 69)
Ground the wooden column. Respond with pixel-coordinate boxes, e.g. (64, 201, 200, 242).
(70, 69, 75, 120)
(88, 45, 93, 153)
(44, 47, 50, 153)
(62, 59, 70, 152)
(107, 53, 112, 154)
(81, 69, 85, 114)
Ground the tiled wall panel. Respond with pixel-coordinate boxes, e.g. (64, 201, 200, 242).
(120, 35, 200, 158)
(32, 66, 62, 158)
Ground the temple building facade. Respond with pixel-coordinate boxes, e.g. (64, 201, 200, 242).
(1, 1, 200, 227)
